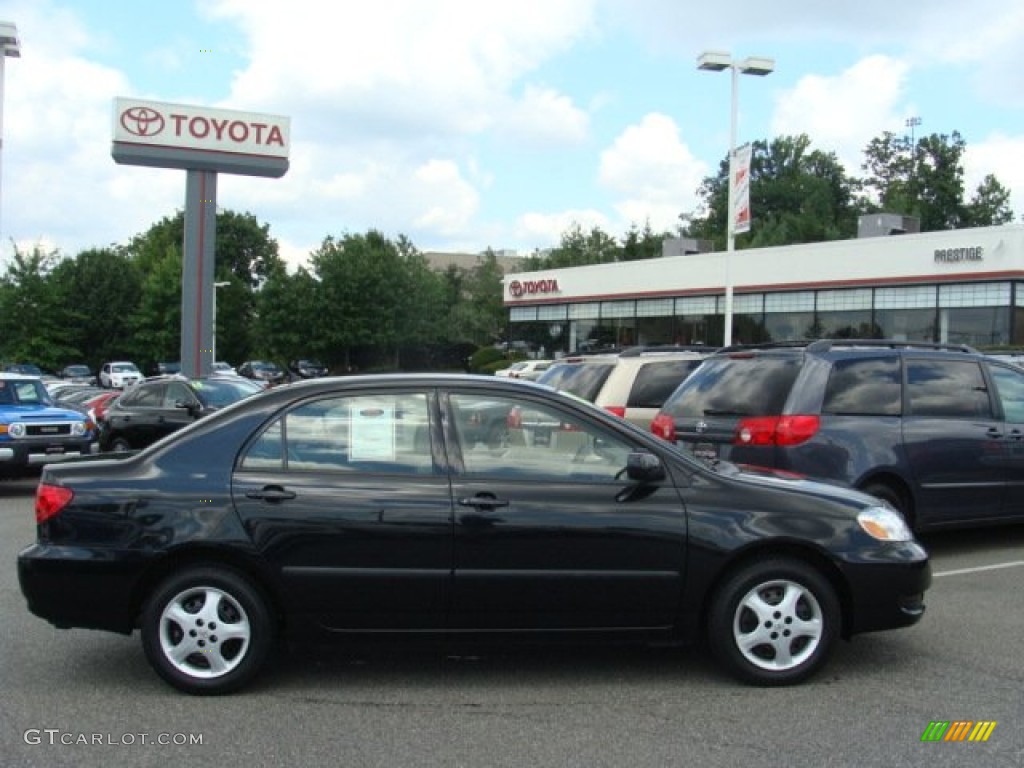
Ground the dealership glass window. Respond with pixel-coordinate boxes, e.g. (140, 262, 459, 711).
(816, 289, 872, 311)
(635, 316, 675, 345)
(537, 304, 568, 321)
(568, 303, 600, 320)
(816, 309, 877, 339)
(637, 299, 674, 317)
(569, 319, 601, 352)
(510, 306, 537, 322)
(939, 307, 1009, 346)
(764, 311, 815, 341)
(765, 292, 814, 313)
(874, 308, 937, 341)
(676, 315, 713, 346)
(939, 282, 1010, 308)
(875, 286, 936, 309)
(676, 296, 718, 315)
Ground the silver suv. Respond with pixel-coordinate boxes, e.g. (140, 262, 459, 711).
(536, 346, 714, 429)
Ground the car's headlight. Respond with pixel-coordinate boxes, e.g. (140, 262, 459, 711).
(71, 422, 86, 437)
(857, 506, 913, 542)
(8, 422, 25, 438)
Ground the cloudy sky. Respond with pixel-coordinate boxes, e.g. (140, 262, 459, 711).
(2, 0, 1023, 270)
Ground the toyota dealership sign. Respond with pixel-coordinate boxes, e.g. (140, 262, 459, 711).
(112, 97, 290, 177)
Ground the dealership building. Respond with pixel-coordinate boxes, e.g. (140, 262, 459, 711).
(502, 221, 1024, 355)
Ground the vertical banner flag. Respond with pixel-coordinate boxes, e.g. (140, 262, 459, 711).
(730, 142, 752, 234)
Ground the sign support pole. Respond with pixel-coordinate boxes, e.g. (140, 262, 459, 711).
(182, 170, 218, 378)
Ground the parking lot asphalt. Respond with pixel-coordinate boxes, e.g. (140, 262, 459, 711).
(1, 475, 1022, 768)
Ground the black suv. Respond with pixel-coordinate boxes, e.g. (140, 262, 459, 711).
(652, 339, 1024, 531)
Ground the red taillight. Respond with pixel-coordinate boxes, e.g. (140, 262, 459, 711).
(651, 412, 676, 441)
(735, 415, 819, 447)
(604, 406, 626, 418)
(35, 483, 74, 524)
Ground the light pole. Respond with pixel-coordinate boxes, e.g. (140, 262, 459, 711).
(212, 281, 230, 367)
(0, 21, 20, 241)
(697, 50, 773, 347)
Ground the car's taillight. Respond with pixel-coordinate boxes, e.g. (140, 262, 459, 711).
(604, 406, 626, 418)
(35, 483, 74, 524)
(650, 412, 676, 441)
(735, 415, 819, 447)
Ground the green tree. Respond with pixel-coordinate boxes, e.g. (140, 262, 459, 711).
(0, 245, 76, 369)
(689, 134, 863, 249)
(861, 130, 1012, 230)
(442, 249, 507, 346)
(621, 221, 667, 261)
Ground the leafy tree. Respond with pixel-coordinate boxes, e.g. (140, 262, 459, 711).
(0, 245, 77, 370)
(862, 130, 1013, 230)
(621, 221, 667, 261)
(688, 134, 863, 249)
(443, 249, 507, 346)
(46, 246, 142, 370)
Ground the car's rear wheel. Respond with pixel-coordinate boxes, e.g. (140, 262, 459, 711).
(109, 437, 132, 453)
(141, 567, 273, 695)
(708, 558, 839, 686)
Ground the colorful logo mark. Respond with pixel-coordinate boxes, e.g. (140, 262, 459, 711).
(921, 721, 997, 742)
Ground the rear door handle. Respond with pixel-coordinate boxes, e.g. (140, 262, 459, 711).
(458, 495, 510, 509)
(245, 486, 297, 502)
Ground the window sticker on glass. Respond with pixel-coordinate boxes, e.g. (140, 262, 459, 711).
(350, 401, 397, 460)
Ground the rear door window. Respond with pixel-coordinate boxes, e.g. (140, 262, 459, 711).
(906, 359, 993, 418)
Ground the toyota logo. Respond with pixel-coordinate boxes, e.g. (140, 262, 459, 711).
(120, 106, 165, 137)
(509, 280, 524, 298)
(695, 420, 708, 434)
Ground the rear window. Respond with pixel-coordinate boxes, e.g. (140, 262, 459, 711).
(627, 359, 704, 409)
(537, 362, 615, 402)
(662, 356, 801, 417)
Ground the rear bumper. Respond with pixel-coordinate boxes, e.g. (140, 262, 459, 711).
(18, 542, 156, 634)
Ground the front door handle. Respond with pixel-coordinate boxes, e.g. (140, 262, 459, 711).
(245, 486, 297, 502)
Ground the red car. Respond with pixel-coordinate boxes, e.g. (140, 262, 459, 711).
(83, 391, 120, 425)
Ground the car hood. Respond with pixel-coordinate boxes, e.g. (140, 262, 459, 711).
(5, 404, 87, 421)
(717, 461, 876, 508)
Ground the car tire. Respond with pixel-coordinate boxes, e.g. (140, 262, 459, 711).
(141, 566, 274, 695)
(708, 558, 839, 686)
(109, 437, 132, 453)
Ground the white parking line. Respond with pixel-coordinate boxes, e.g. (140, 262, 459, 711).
(933, 560, 1024, 578)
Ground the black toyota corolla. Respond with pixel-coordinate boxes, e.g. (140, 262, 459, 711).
(18, 374, 930, 695)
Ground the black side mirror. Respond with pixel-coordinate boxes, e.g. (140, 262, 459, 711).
(625, 451, 665, 483)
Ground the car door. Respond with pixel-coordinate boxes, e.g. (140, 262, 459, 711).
(231, 388, 453, 631)
(110, 382, 167, 447)
(160, 380, 203, 440)
(901, 357, 1005, 527)
(445, 390, 687, 631)
(985, 361, 1024, 521)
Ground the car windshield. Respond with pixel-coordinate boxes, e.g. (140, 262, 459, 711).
(254, 362, 280, 373)
(663, 356, 802, 417)
(113, 364, 139, 373)
(191, 377, 264, 408)
(0, 378, 52, 405)
(65, 365, 91, 376)
(536, 361, 615, 401)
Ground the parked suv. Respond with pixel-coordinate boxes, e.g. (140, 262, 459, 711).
(652, 339, 1024, 531)
(99, 361, 142, 389)
(537, 346, 714, 429)
(0, 373, 97, 475)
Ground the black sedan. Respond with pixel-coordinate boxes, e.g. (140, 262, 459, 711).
(18, 374, 929, 695)
(98, 375, 263, 452)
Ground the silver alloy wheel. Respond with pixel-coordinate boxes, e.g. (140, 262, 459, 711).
(158, 586, 252, 680)
(732, 578, 824, 672)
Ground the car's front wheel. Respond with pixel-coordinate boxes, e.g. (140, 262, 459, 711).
(141, 567, 274, 695)
(708, 558, 839, 686)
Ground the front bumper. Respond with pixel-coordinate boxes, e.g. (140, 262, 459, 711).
(0, 440, 98, 467)
(839, 540, 931, 635)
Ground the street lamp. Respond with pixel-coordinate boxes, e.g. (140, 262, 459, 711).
(212, 281, 230, 367)
(697, 50, 774, 347)
(0, 21, 20, 239)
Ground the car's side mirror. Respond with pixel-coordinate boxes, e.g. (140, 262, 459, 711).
(174, 399, 201, 418)
(625, 451, 665, 483)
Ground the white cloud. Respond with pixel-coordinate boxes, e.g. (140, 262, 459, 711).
(772, 55, 909, 174)
(599, 113, 708, 230)
(517, 209, 612, 247)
